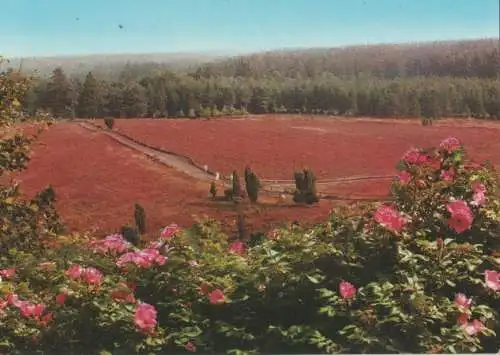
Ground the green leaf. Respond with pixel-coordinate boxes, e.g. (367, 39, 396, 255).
(306, 275, 320, 284)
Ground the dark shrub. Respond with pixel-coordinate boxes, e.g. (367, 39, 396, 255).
(134, 203, 146, 234)
(120, 224, 141, 246)
(293, 168, 319, 204)
(104, 117, 114, 129)
(244, 166, 261, 203)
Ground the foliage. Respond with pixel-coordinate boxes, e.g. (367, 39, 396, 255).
(76, 71, 102, 118)
(209, 181, 217, 198)
(0, 61, 61, 257)
(121, 224, 141, 247)
(104, 117, 114, 129)
(244, 166, 261, 203)
(9, 39, 500, 120)
(293, 168, 319, 204)
(44, 67, 74, 118)
(223, 187, 233, 201)
(231, 170, 242, 199)
(134, 203, 146, 235)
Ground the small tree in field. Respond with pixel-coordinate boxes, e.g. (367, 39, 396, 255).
(232, 170, 242, 198)
(293, 168, 319, 204)
(104, 117, 114, 129)
(209, 181, 217, 198)
(134, 203, 146, 234)
(244, 166, 261, 203)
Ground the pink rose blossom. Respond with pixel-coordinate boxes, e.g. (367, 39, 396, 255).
(446, 200, 473, 234)
(339, 280, 357, 299)
(116, 248, 166, 268)
(462, 319, 484, 336)
(397, 171, 410, 184)
(484, 270, 500, 291)
(7, 293, 22, 307)
(454, 293, 472, 310)
(89, 234, 130, 255)
(471, 192, 485, 206)
(457, 312, 469, 326)
(228, 241, 246, 256)
(65, 264, 83, 279)
(439, 137, 461, 154)
(81, 267, 103, 286)
(19, 302, 46, 320)
(161, 223, 179, 239)
(440, 169, 455, 182)
(111, 283, 136, 303)
(185, 342, 197, 352)
(470, 181, 486, 207)
(209, 289, 226, 305)
(134, 303, 157, 334)
(55, 292, 67, 306)
(0, 268, 15, 279)
(402, 148, 430, 165)
(373, 205, 407, 233)
(471, 181, 486, 194)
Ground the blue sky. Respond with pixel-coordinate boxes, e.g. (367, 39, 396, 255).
(1, 0, 499, 57)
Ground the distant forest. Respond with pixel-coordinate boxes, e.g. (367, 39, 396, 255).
(13, 38, 500, 119)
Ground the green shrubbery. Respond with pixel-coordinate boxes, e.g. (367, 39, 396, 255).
(244, 166, 261, 203)
(293, 168, 319, 204)
(209, 181, 217, 198)
(134, 203, 146, 235)
(2, 136, 498, 354)
(104, 117, 114, 129)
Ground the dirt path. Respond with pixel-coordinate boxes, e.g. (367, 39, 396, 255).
(79, 122, 215, 181)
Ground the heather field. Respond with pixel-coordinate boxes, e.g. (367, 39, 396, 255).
(101, 116, 500, 180)
(15, 122, 382, 236)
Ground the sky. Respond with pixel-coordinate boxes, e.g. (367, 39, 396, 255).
(1, 0, 499, 57)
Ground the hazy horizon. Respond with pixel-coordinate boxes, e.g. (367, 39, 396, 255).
(4, 37, 498, 60)
(2, 0, 499, 57)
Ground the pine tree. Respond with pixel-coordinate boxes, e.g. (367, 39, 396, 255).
(134, 203, 146, 234)
(45, 67, 73, 118)
(77, 72, 101, 118)
(232, 170, 242, 198)
(121, 82, 147, 118)
(244, 166, 260, 203)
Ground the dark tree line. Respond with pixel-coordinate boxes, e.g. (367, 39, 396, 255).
(21, 38, 500, 120)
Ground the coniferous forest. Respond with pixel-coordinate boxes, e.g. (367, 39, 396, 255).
(14, 38, 500, 119)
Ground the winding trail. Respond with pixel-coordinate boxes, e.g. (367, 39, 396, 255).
(78, 121, 396, 195)
(80, 122, 214, 181)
